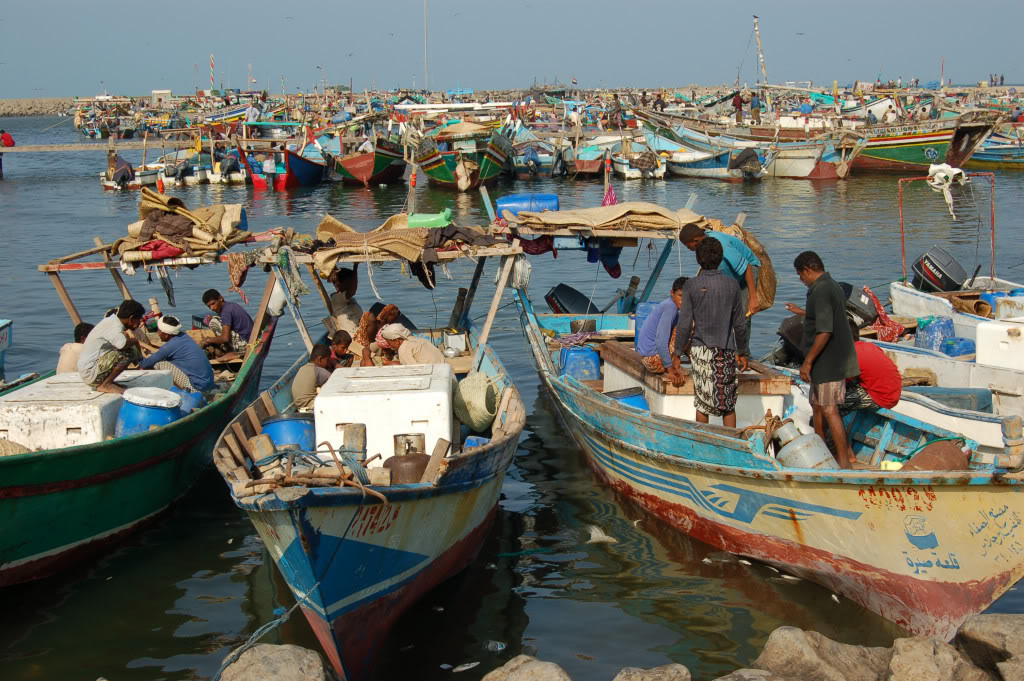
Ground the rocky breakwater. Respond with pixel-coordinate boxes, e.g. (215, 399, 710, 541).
(217, 614, 1024, 680)
(0, 98, 74, 116)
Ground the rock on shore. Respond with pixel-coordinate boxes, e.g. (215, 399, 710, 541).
(0, 98, 74, 117)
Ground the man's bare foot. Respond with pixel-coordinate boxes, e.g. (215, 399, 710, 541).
(96, 383, 125, 395)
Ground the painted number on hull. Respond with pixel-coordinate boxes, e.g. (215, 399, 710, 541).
(353, 504, 400, 538)
(858, 485, 936, 513)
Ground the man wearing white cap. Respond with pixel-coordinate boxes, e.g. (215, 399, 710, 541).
(139, 315, 216, 392)
(379, 323, 446, 366)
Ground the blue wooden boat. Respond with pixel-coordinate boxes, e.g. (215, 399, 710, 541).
(277, 147, 329, 189)
(508, 124, 568, 179)
(964, 133, 1024, 170)
(507, 206, 1024, 640)
(213, 243, 526, 680)
(644, 130, 766, 181)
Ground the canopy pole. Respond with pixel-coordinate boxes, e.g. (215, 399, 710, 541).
(271, 265, 314, 353)
(477, 243, 519, 350)
(248, 272, 278, 347)
(306, 263, 334, 316)
(458, 256, 489, 330)
(94, 236, 132, 300)
(48, 272, 83, 325)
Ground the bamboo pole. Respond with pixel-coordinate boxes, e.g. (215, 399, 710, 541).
(48, 272, 83, 325)
(94, 236, 132, 300)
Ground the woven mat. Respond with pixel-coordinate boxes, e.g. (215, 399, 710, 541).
(504, 202, 703, 233)
(313, 212, 428, 275)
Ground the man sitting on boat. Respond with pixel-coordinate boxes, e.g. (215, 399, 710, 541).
(375, 324, 446, 366)
(292, 344, 332, 411)
(138, 316, 215, 393)
(328, 266, 362, 335)
(792, 251, 859, 469)
(199, 289, 254, 358)
(77, 299, 145, 395)
(635, 276, 688, 374)
(669, 238, 749, 427)
(57, 322, 94, 374)
(679, 224, 760, 339)
(845, 320, 902, 412)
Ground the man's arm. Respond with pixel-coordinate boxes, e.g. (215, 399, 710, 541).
(800, 332, 832, 382)
(200, 324, 232, 348)
(744, 265, 758, 315)
(139, 341, 170, 369)
(731, 290, 750, 359)
(655, 309, 675, 367)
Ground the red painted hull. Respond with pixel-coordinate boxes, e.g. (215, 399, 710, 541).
(806, 160, 841, 180)
(301, 504, 499, 680)
(572, 159, 604, 174)
(335, 153, 407, 187)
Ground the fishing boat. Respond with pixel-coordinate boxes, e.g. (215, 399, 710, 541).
(610, 139, 666, 180)
(853, 114, 998, 173)
(414, 122, 513, 191)
(507, 123, 569, 179)
(0, 229, 278, 586)
(964, 133, 1024, 170)
(644, 129, 766, 181)
(503, 200, 1024, 640)
(211, 227, 526, 680)
(317, 133, 407, 187)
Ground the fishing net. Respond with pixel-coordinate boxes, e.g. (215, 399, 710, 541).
(703, 218, 776, 313)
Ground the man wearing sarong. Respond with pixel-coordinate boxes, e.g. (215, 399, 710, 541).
(77, 299, 145, 394)
(680, 224, 761, 343)
(668, 238, 749, 427)
(200, 289, 254, 357)
(635, 276, 688, 374)
(139, 315, 215, 393)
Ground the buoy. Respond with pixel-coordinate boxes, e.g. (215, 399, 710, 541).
(156, 176, 165, 193)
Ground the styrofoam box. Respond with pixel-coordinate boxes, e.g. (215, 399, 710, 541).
(0, 370, 173, 450)
(314, 363, 454, 467)
(976, 319, 1024, 371)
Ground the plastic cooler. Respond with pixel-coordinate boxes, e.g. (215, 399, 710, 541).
(115, 387, 183, 437)
(261, 413, 315, 450)
(914, 316, 955, 352)
(495, 193, 559, 217)
(633, 301, 660, 351)
(558, 346, 601, 380)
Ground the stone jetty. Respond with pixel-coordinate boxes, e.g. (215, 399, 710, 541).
(0, 98, 74, 117)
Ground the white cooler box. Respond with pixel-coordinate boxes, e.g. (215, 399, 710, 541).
(0, 370, 173, 450)
(314, 363, 454, 466)
(976, 318, 1024, 371)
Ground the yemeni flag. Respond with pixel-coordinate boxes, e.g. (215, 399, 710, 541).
(572, 76, 577, 85)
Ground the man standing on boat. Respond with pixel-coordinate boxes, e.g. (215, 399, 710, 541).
(679, 224, 760, 344)
(668, 238, 748, 427)
(636, 276, 688, 374)
(790, 251, 859, 468)
(77, 300, 145, 395)
(750, 92, 762, 125)
(138, 316, 215, 393)
(732, 92, 745, 124)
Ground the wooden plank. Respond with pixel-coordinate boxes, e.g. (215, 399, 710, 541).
(420, 438, 451, 484)
(490, 387, 516, 438)
(48, 243, 114, 264)
(95, 236, 132, 300)
(307, 263, 334, 316)
(581, 379, 605, 392)
(231, 422, 259, 464)
(458, 257, 488, 329)
(478, 245, 519, 348)
(47, 271, 82, 325)
(272, 264, 314, 353)
(248, 272, 278, 347)
(223, 433, 248, 469)
(259, 391, 278, 417)
(245, 407, 263, 435)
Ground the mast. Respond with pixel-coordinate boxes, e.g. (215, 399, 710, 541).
(752, 15, 773, 115)
(423, 0, 429, 92)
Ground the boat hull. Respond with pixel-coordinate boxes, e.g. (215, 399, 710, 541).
(0, 325, 274, 586)
(278, 149, 329, 189)
(329, 140, 407, 186)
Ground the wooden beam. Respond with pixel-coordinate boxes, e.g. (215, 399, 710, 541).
(48, 243, 114, 264)
(245, 407, 263, 435)
(259, 391, 279, 417)
(95, 236, 132, 300)
(231, 422, 259, 464)
(272, 264, 314, 353)
(248, 272, 278, 347)
(306, 263, 334, 316)
(47, 271, 82, 325)
(458, 257, 488, 330)
(420, 438, 451, 484)
(477, 243, 519, 349)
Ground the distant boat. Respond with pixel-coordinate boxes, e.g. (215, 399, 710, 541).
(415, 123, 512, 191)
(644, 130, 766, 181)
(318, 134, 407, 187)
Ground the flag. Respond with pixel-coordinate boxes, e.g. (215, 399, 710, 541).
(572, 76, 577, 85)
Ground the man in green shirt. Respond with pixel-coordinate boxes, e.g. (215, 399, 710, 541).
(792, 251, 860, 468)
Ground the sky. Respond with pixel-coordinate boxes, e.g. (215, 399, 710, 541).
(1, 0, 1020, 98)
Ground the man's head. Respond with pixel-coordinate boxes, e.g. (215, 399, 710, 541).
(696, 237, 724, 271)
(679, 224, 707, 251)
(670, 276, 689, 308)
(328, 268, 358, 298)
(848, 319, 860, 341)
(310, 343, 331, 369)
(793, 251, 825, 287)
(202, 289, 224, 313)
(331, 330, 352, 355)
(74, 322, 94, 344)
(117, 299, 146, 330)
(380, 323, 411, 349)
(156, 315, 183, 342)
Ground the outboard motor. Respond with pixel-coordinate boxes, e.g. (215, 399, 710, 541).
(910, 246, 970, 292)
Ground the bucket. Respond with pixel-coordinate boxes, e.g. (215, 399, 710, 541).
(776, 433, 839, 469)
(115, 387, 183, 437)
(604, 387, 650, 411)
(170, 385, 206, 413)
(914, 315, 954, 352)
(261, 413, 315, 450)
(633, 301, 660, 351)
(939, 337, 976, 358)
(558, 346, 601, 380)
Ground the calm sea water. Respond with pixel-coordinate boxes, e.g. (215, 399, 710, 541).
(2, 116, 1023, 681)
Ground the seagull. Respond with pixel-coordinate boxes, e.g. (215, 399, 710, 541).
(795, 32, 806, 36)
(346, 51, 355, 57)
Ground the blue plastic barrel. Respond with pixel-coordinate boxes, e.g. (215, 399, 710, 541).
(115, 388, 183, 437)
(605, 387, 650, 411)
(261, 414, 315, 450)
(914, 316, 955, 352)
(633, 301, 660, 352)
(980, 291, 1008, 313)
(1012, 289, 1024, 297)
(170, 386, 206, 414)
(495, 193, 560, 217)
(558, 346, 601, 380)
(939, 337, 976, 357)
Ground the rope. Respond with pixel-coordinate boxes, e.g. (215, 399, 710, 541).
(362, 238, 383, 301)
(741, 411, 792, 445)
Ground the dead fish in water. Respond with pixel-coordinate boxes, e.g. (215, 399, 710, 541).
(831, 594, 841, 604)
(585, 525, 617, 544)
(453, 662, 480, 672)
(738, 559, 752, 566)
